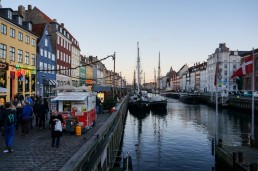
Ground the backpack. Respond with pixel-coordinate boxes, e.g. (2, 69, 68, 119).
(6, 113, 16, 125)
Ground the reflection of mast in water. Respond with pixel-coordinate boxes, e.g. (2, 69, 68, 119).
(152, 112, 167, 166)
(134, 116, 143, 168)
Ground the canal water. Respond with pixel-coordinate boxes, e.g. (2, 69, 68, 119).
(121, 97, 258, 171)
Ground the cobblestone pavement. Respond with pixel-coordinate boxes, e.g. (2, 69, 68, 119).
(0, 113, 110, 171)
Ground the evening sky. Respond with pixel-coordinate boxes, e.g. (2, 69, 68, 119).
(3, 0, 258, 83)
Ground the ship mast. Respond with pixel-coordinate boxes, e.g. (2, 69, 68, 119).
(137, 42, 141, 94)
(158, 51, 161, 93)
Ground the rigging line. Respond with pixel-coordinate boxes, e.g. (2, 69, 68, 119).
(37, 55, 114, 72)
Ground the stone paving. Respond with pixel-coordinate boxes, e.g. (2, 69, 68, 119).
(0, 113, 110, 171)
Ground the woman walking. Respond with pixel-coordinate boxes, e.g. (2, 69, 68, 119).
(49, 110, 63, 148)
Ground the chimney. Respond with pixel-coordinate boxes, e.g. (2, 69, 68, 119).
(28, 5, 32, 11)
(61, 23, 64, 28)
(18, 5, 25, 19)
(53, 19, 57, 22)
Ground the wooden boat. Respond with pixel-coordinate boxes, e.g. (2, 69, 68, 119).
(179, 93, 199, 104)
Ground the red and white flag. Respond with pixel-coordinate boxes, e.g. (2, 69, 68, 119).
(231, 54, 253, 78)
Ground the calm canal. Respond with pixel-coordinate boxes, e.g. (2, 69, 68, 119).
(121, 97, 258, 171)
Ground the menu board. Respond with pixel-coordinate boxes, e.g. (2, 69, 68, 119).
(72, 101, 87, 116)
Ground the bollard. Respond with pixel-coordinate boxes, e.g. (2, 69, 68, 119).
(238, 151, 243, 163)
(218, 139, 223, 147)
(250, 163, 257, 171)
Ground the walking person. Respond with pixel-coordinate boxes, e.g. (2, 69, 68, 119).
(20, 100, 33, 136)
(38, 99, 46, 129)
(33, 99, 40, 127)
(1, 102, 16, 153)
(43, 98, 49, 121)
(49, 110, 63, 148)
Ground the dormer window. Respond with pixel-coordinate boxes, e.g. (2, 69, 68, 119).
(28, 23, 32, 31)
(7, 10, 12, 20)
(18, 17, 22, 25)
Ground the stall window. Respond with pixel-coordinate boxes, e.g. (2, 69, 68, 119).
(63, 101, 71, 112)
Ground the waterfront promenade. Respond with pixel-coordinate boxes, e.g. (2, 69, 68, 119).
(0, 113, 110, 171)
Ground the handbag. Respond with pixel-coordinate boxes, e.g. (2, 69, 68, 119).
(54, 120, 62, 132)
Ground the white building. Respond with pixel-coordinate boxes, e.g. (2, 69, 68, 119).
(207, 43, 247, 92)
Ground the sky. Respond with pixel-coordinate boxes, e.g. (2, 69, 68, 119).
(2, 0, 258, 84)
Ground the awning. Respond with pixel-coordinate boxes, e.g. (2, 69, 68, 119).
(49, 80, 53, 85)
(52, 95, 87, 101)
(92, 86, 112, 92)
(52, 80, 58, 85)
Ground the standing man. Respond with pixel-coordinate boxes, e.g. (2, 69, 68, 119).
(20, 101, 33, 136)
(1, 102, 16, 153)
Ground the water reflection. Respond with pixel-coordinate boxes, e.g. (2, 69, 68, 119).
(122, 99, 258, 171)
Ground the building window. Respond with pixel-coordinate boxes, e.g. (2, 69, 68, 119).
(44, 50, 47, 58)
(18, 49, 23, 63)
(18, 17, 22, 25)
(7, 10, 12, 20)
(52, 65, 55, 74)
(45, 38, 48, 47)
(18, 32, 23, 41)
(48, 52, 51, 59)
(25, 35, 30, 44)
(25, 52, 29, 64)
(10, 47, 15, 61)
(39, 62, 43, 71)
(31, 54, 35, 66)
(224, 70, 227, 76)
(0, 44, 7, 59)
(31, 38, 35, 46)
(44, 63, 47, 73)
(57, 50, 59, 59)
(48, 64, 51, 73)
(10, 28, 15, 38)
(52, 53, 55, 61)
(28, 23, 32, 31)
(224, 64, 227, 69)
(1, 24, 7, 34)
(40, 48, 43, 56)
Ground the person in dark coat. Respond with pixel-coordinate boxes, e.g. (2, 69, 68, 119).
(1, 102, 17, 153)
(38, 99, 46, 129)
(20, 100, 33, 136)
(49, 110, 63, 148)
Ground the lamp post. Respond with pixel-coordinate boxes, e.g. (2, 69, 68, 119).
(112, 52, 116, 97)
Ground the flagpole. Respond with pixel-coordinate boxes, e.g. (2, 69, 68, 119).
(251, 48, 255, 144)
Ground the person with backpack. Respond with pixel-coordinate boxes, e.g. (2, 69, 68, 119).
(1, 102, 16, 153)
(20, 100, 33, 136)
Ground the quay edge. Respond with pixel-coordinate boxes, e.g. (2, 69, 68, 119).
(60, 96, 129, 171)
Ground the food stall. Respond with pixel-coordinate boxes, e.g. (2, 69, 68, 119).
(51, 91, 97, 130)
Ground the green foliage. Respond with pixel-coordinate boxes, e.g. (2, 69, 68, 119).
(102, 95, 116, 110)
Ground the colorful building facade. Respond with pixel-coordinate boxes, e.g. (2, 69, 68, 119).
(0, 7, 37, 103)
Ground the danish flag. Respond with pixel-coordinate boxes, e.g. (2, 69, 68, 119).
(231, 54, 253, 78)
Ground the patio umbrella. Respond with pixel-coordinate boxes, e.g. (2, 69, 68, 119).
(76, 85, 89, 91)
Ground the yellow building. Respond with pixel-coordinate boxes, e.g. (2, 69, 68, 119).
(0, 8, 37, 103)
(85, 57, 93, 86)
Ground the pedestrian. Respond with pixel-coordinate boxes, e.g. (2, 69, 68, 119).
(43, 98, 49, 121)
(20, 100, 33, 136)
(1, 102, 16, 153)
(33, 99, 40, 127)
(49, 110, 63, 148)
(38, 99, 46, 129)
(96, 97, 101, 114)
